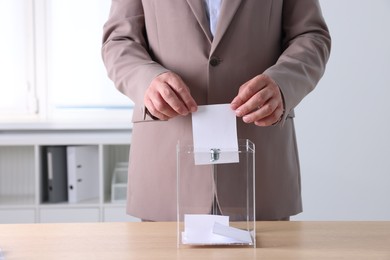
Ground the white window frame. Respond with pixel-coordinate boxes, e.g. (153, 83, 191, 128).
(0, 0, 133, 128)
(0, 0, 38, 121)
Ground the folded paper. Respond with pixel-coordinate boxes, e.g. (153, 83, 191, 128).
(182, 214, 252, 245)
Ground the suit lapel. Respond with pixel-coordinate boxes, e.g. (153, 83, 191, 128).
(186, 0, 243, 53)
(211, 0, 243, 53)
(186, 0, 213, 44)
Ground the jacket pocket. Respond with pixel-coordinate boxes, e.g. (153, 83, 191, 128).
(132, 105, 162, 123)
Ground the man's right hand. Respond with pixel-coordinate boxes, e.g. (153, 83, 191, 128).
(144, 72, 198, 120)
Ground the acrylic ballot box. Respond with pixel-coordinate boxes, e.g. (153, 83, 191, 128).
(176, 139, 255, 248)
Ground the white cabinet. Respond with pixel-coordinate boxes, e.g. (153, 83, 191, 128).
(0, 209, 36, 223)
(39, 207, 100, 223)
(103, 206, 141, 222)
(0, 129, 140, 223)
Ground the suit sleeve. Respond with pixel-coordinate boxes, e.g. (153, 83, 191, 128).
(263, 0, 331, 124)
(101, 0, 169, 122)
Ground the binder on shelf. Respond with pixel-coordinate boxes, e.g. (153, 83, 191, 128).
(67, 146, 99, 203)
(46, 146, 68, 203)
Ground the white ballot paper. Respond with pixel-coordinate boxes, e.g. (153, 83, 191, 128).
(182, 214, 253, 245)
(192, 104, 239, 165)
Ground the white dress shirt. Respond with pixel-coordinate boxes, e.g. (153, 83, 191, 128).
(204, 0, 222, 37)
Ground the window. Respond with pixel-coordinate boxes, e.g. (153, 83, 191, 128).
(0, 0, 133, 124)
(0, 0, 36, 117)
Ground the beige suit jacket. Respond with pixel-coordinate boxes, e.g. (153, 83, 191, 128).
(102, 0, 331, 221)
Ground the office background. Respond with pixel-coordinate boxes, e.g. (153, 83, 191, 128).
(293, 0, 390, 220)
(0, 0, 389, 221)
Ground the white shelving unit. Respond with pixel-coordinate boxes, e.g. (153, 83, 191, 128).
(0, 128, 140, 224)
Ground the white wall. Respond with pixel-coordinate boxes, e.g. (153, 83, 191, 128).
(293, 0, 390, 220)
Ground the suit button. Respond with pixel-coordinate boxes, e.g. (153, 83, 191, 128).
(209, 57, 220, 67)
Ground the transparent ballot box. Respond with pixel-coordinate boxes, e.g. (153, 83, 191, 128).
(176, 139, 255, 248)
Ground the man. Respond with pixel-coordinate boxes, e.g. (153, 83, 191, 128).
(102, 0, 331, 221)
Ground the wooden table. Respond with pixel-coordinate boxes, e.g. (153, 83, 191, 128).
(0, 222, 389, 259)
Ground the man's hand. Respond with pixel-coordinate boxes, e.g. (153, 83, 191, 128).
(144, 72, 198, 120)
(231, 74, 284, 126)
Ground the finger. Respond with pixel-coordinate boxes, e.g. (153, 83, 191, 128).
(145, 96, 175, 120)
(231, 81, 255, 110)
(235, 87, 274, 117)
(145, 83, 180, 118)
(254, 105, 284, 127)
(242, 98, 279, 123)
(167, 76, 198, 113)
(231, 75, 268, 110)
(157, 82, 190, 116)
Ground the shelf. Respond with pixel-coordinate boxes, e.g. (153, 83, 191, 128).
(39, 198, 100, 208)
(0, 129, 131, 146)
(0, 195, 35, 207)
(0, 129, 134, 223)
(0, 118, 133, 131)
(104, 198, 126, 206)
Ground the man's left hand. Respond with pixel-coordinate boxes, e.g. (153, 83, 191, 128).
(231, 74, 284, 127)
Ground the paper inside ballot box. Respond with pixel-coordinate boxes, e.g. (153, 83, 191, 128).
(182, 214, 252, 245)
